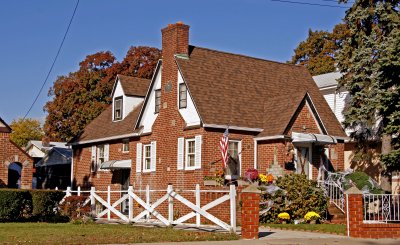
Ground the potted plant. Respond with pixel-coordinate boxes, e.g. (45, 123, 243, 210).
(304, 211, 320, 224)
(277, 212, 290, 224)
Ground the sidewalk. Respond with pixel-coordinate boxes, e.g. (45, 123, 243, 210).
(136, 227, 400, 245)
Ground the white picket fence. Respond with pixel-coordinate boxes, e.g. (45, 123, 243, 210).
(61, 184, 236, 232)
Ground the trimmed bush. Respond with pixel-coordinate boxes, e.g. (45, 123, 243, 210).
(344, 171, 384, 194)
(0, 189, 31, 222)
(30, 190, 65, 220)
(0, 189, 65, 222)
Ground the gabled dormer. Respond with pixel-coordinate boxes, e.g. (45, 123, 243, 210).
(111, 75, 150, 121)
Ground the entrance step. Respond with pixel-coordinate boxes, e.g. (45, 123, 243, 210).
(327, 203, 345, 224)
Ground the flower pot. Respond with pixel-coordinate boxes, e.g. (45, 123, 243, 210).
(281, 220, 287, 224)
(309, 220, 316, 224)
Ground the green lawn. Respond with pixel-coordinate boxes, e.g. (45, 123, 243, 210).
(264, 223, 346, 235)
(0, 223, 238, 244)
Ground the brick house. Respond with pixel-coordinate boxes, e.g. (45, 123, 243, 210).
(0, 116, 33, 189)
(70, 23, 346, 195)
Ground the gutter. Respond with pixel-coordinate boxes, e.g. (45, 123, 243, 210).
(69, 133, 140, 146)
(203, 124, 263, 132)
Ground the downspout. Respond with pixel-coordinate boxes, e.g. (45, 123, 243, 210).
(254, 139, 257, 169)
(70, 147, 74, 188)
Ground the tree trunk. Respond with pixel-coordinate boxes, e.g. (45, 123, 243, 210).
(380, 134, 392, 192)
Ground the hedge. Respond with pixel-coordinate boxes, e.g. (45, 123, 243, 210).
(0, 189, 64, 222)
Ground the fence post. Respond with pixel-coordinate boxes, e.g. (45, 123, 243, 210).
(241, 184, 261, 239)
(107, 186, 111, 220)
(90, 186, 96, 216)
(77, 186, 81, 196)
(168, 184, 173, 224)
(146, 185, 150, 220)
(128, 186, 133, 221)
(66, 186, 71, 197)
(230, 184, 236, 233)
(195, 184, 201, 227)
(344, 186, 363, 238)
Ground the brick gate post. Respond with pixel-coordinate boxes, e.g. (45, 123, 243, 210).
(241, 184, 261, 239)
(345, 186, 363, 237)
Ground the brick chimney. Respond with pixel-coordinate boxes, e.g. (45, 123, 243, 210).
(160, 22, 190, 111)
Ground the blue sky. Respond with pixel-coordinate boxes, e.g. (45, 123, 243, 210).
(0, 0, 349, 124)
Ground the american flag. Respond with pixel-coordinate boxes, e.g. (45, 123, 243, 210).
(219, 128, 229, 168)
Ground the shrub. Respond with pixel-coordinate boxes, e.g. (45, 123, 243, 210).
(59, 196, 91, 221)
(30, 190, 65, 221)
(344, 171, 384, 194)
(0, 189, 31, 222)
(260, 174, 328, 223)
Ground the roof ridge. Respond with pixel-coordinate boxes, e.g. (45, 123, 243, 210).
(189, 45, 304, 68)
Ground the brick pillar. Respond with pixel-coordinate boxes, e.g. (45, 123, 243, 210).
(241, 184, 261, 239)
(345, 186, 363, 238)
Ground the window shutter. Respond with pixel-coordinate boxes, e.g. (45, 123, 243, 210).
(91, 145, 97, 172)
(151, 141, 157, 171)
(177, 137, 184, 170)
(136, 143, 142, 173)
(104, 144, 109, 162)
(195, 135, 202, 169)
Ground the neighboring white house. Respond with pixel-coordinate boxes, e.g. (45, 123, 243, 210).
(313, 72, 352, 136)
(25, 140, 68, 158)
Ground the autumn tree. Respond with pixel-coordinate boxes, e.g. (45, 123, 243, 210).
(44, 47, 161, 141)
(337, 0, 400, 172)
(290, 23, 350, 75)
(10, 118, 44, 148)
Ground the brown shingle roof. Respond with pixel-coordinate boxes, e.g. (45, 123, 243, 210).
(176, 46, 345, 137)
(117, 75, 150, 97)
(76, 102, 143, 143)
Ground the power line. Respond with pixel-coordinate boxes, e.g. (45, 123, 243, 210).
(270, 0, 350, 8)
(23, 0, 80, 119)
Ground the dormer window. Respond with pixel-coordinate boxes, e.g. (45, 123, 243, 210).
(179, 84, 187, 109)
(114, 96, 123, 120)
(155, 89, 161, 113)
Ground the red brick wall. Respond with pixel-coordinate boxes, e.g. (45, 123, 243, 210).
(346, 193, 400, 238)
(286, 101, 322, 135)
(0, 132, 33, 189)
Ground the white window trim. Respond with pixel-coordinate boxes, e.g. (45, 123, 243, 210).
(143, 144, 152, 173)
(113, 96, 123, 121)
(185, 138, 196, 170)
(122, 139, 129, 153)
(228, 140, 242, 176)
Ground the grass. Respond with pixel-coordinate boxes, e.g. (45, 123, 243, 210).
(0, 223, 239, 244)
(264, 223, 346, 235)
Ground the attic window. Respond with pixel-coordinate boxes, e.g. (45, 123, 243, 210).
(179, 83, 187, 109)
(114, 97, 123, 120)
(155, 89, 161, 113)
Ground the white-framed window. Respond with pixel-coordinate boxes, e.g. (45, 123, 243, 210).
(98, 145, 105, 164)
(177, 135, 202, 170)
(122, 139, 129, 152)
(185, 138, 196, 169)
(155, 89, 161, 113)
(228, 140, 241, 176)
(143, 144, 151, 171)
(114, 96, 123, 120)
(91, 144, 109, 172)
(179, 83, 187, 109)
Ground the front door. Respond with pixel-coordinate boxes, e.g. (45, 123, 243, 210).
(294, 145, 312, 179)
(120, 169, 130, 214)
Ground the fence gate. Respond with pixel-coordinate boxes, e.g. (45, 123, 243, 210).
(62, 184, 237, 232)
